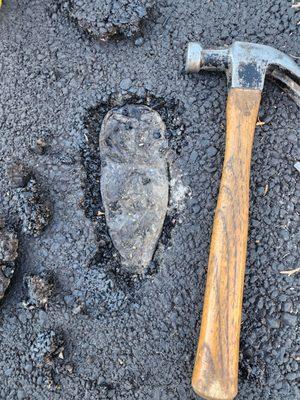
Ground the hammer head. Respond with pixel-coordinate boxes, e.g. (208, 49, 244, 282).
(186, 41, 300, 101)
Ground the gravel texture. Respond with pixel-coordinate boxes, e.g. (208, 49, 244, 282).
(0, 0, 299, 399)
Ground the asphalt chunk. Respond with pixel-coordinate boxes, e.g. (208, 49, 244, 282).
(100, 105, 169, 274)
(30, 330, 63, 368)
(7, 162, 31, 189)
(15, 177, 52, 237)
(24, 275, 53, 309)
(66, 0, 154, 41)
(0, 228, 18, 300)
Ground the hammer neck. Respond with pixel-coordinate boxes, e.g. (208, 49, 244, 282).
(202, 49, 229, 71)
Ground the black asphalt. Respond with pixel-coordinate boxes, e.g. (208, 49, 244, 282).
(0, 1, 299, 399)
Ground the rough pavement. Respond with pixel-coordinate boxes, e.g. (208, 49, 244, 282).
(0, 0, 299, 399)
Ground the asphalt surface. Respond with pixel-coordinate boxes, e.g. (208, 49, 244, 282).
(0, 0, 299, 399)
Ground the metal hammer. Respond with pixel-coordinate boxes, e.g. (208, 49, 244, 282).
(186, 41, 300, 400)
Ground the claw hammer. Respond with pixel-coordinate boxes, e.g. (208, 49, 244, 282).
(185, 41, 300, 400)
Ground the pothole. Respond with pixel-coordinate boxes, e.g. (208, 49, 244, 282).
(76, 92, 189, 317)
(80, 93, 186, 279)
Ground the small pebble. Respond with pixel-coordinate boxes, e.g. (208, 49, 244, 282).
(267, 318, 280, 329)
(33, 138, 47, 155)
(206, 146, 217, 157)
(282, 313, 297, 327)
(153, 131, 161, 139)
(294, 161, 300, 173)
(120, 78, 132, 91)
(17, 389, 26, 400)
(134, 37, 144, 46)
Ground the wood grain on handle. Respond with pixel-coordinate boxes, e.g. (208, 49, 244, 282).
(192, 88, 261, 400)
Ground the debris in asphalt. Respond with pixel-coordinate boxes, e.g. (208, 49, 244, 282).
(0, 227, 18, 300)
(66, 0, 154, 41)
(32, 138, 47, 155)
(291, 1, 300, 9)
(0, 229, 18, 263)
(294, 161, 300, 172)
(65, 363, 74, 374)
(8, 171, 52, 236)
(18, 178, 52, 236)
(100, 104, 169, 274)
(71, 301, 85, 315)
(7, 162, 32, 189)
(256, 118, 266, 126)
(280, 267, 300, 276)
(24, 274, 53, 309)
(7, 162, 52, 236)
(264, 184, 269, 195)
(30, 331, 63, 368)
(169, 176, 190, 211)
(0, 269, 10, 300)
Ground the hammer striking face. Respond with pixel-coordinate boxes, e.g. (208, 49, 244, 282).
(186, 41, 300, 103)
(186, 41, 299, 400)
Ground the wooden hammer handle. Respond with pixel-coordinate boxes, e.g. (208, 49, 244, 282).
(192, 88, 261, 400)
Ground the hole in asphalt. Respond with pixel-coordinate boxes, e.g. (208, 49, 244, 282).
(79, 93, 186, 313)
